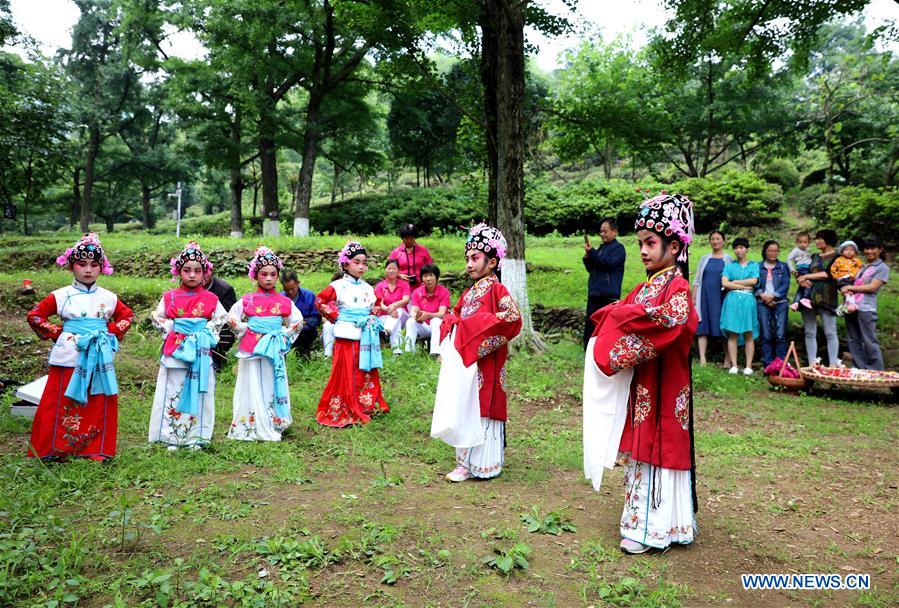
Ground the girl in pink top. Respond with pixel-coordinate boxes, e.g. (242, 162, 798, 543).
(390, 223, 433, 287)
(374, 258, 411, 354)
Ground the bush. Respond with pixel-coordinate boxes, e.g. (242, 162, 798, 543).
(757, 159, 801, 191)
(671, 169, 783, 233)
(816, 186, 899, 239)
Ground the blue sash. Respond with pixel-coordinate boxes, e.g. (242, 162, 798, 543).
(171, 318, 218, 416)
(62, 318, 119, 403)
(248, 316, 290, 418)
(337, 307, 383, 371)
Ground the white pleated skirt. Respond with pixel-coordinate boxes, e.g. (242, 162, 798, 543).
(148, 361, 216, 448)
(227, 356, 292, 442)
(455, 417, 505, 478)
(619, 452, 696, 548)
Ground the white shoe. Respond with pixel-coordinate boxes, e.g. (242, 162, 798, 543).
(743, 367, 753, 376)
(445, 465, 472, 482)
(728, 366, 739, 374)
(620, 538, 652, 554)
(166, 445, 178, 452)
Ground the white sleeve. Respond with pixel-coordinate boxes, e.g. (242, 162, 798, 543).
(227, 299, 248, 338)
(150, 297, 173, 336)
(283, 302, 304, 341)
(207, 301, 228, 338)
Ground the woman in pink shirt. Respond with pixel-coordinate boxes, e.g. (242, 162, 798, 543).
(405, 264, 452, 356)
(390, 224, 433, 287)
(374, 258, 411, 354)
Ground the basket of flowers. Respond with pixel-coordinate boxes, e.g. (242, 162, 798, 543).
(766, 342, 809, 391)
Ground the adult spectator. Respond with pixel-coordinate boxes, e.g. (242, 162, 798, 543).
(374, 259, 411, 355)
(720, 237, 759, 375)
(754, 240, 790, 368)
(405, 264, 451, 356)
(842, 236, 889, 370)
(797, 229, 840, 366)
(390, 223, 433, 288)
(280, 269, 322, 357)
(582, 218, 626, 348)
(204, 270, 236, 372)
(694, 231, 733, 366)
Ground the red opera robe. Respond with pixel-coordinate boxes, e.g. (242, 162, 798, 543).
(315, 276, 389, 427)
(440, 274, 523, 422)
(590, 266, 697, 469)
(26, 282, 134, 460)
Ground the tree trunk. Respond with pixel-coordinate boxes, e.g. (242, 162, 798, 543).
(330, 163, 341, 204)
(141, 183, 154, 229)
(229, 164, 244, 238)
(80, 125, 101, 232)
(258, 112, 280, 236)
(71, 167, 81, 227)
(292, 90, 324, 237)
(481, 0, 543, 352)
(604, 139, 612, 179)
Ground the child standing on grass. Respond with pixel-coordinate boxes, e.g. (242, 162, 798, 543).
(314, 241, 389, 427)
(227, 246, 303, 441)
(430, 224, 522, 482)
(149, 242, 227, 451)
(831, 241, 863, 317)
(26, 233, 134, 460)
(582, 193, 698, 555)
(788, 231, 813, 311)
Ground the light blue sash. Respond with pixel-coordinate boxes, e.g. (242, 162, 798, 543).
(337, 307, 383, 371)
(248, 316, 290, 418)
(62, 318, 119, 403)
(171, 318, 218, 416)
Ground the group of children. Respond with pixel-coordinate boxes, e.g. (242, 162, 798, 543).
(26, 194, 700, 556)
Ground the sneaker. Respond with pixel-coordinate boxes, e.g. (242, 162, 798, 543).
(166, 445, 178, 452)
(445, 465, 472, 482)
(728, 366, 739, 374)
(743, 367, 753, 376)
(392, 348, 402, 356)
(790, 302, 799, 312)
(800, 298, 812, 309)
(620, 538, 652, 554)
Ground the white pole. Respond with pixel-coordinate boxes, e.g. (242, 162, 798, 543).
(176, 182, 182, 238)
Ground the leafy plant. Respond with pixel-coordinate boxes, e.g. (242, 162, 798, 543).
(521, 507, 577, 536)
(255, 534, 338, 570)
(370, 462, 404, 488)
(482, 543, 532, 575)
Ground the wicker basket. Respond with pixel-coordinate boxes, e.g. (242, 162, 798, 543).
(799, 367, 899, 389)
(767, 342, 809, 391)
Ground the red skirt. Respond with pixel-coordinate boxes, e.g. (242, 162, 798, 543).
(317, 338, 388, 427)
(28, 365, 118, 460)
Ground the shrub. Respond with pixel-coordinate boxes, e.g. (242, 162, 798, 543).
(757, 159, 801, 191)
(819, 186, 899, 239)
(671, 169, 783, 233)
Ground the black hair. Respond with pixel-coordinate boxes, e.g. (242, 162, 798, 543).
(660, 235, 689, 279)
(815, 229, 838, 247)
(761, 239, 780, 258)
(399, 223, 417, 238)
(384, 258, 399, 269)
(732, 237, 750, 249)
(797, 230, 811, 240)
(420, 263, 440, 281)
(280, 269, 298, 283)
(861, 236, 886, 260)
(708, 230, 725, 241)
(600, 217, 618, 231)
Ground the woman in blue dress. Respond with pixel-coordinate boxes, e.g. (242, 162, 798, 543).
(693, 230, 733, 366)
(720, 237, 760, 375)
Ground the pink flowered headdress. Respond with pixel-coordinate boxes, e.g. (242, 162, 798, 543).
(635, 192, 695, 263)
(56, 233, 113, 275)
(338, 241, 366, 265)
(170, 241, 213, 277)
(248, 245, 284, 279)
(465, 223, 507, 268)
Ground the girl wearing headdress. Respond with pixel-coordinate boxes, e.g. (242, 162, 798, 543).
(430, 224, 522, 482)
(26, 233, 133, 460)
(582, 193, 699, 554)
(314, 241, 389, 427)
(227, 246, 303, 441)
(149, 242, 228, 450)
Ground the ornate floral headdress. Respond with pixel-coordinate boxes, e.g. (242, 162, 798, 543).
(338, 241, 366, 265)
(248, 245, 283, 279)
(634, 192, 695, 262)
(465, 223, 507, 268)
(170, 241, 213, 276)
(56, 233, 113, 275)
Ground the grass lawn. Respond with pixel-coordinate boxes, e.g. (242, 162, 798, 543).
(0, 232, 896, 607)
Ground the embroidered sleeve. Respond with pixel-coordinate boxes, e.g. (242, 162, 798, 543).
(496, 294, 521, 323)
(644, 291, 690, 328)
(227, 299, 248, 338)
(27, 294, 62, 341)
(315, 285, 339, 323)
(477, 335, 508, 358)
(150, 297, 172, 336)
(107, 299, 134, 339)
(283, 302, 304, 339)
(206, 301, 228, 337)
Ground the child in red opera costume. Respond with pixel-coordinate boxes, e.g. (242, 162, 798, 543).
(582, 193, 699, 554)
(315, 241, 388, 427)
(26, 233, 133, 461)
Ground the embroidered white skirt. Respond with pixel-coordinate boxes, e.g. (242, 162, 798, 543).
(228, 356, 292, 442)
(148, 360, 216, 448)
(456, 417, 505, 479)
(619, 453, 695, 548)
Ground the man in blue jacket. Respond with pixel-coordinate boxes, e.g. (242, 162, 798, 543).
(583, 218, 626, 348)
(280, 269, 322, 357)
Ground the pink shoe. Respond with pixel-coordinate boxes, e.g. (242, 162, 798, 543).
(620, 538, 652, 554)
(800, 298, 812, 309)
(445, 465, 472, 482)
(790, 302, 799, 312)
